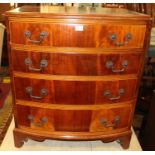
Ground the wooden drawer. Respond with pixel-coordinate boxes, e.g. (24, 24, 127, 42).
(16, 104, 132, 132)
(12, 50, 143, 76)
(14, 77, 137, 105)
(10, 21, 146, 48)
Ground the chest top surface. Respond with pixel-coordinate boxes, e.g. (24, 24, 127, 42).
(5, 5, 151, 20)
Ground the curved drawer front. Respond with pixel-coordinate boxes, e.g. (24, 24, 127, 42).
(10, 21, 146, 48)
(12, 50, 143, 76)
(14, 77, 137, 105)
(16, 104, 132, 132)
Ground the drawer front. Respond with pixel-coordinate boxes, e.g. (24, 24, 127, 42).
(10, 21, 146, 48)
(16, 105, 91, 132)
(14, 77, 137, 104)
(16, 104, 132, 132)
(90, 105, 132, 132)
(12, 50, 143, 76)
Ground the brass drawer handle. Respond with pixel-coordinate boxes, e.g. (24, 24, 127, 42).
(108, 33, 132, 46)
(27, 114, 48, 127)
(100, 116, 120, 128)
(24, 58, 48, 72)
(106, 60, 128, 73)
(25, 87, 48, 99)
(24, 31, 48, 44)
(103, 88, 125, 100)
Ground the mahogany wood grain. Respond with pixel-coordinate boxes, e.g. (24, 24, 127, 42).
(14, 77, 137, 105)
(8, 17, 149, 26)
(9, 21, 146, 48)
(95, 79, 137, 104)
(5, 6, 152, 149)
(5, 12, 19, 129)
(16, 99, 134, 110)
(11, 44, 144, 53)
(19, 126, 130, 139)
(13, 71, 138, 81)
(53, 81, 95, 105)
(12, 50, 143, 76)
(14, 77, 54, 103)
(54, 110, 91, 131)
(90, 105, 132, 132)
(13, 127, 132, 148)
(16, 104, 131, 132)
(16, 105, 91, 132)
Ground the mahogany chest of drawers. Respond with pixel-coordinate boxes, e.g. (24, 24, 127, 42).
(5, 6, 151, 149)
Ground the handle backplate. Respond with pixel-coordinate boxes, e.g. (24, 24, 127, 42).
(108, 33, 132, 46)
(103, 88, 125, 100)
(100, 116, 120, 128)
(24, 58, 48, 72)
(26, 87, 48, 99)
(106, 60, 128, 73)
(24, 31, 48, 44)
(28, 114, 48, 127)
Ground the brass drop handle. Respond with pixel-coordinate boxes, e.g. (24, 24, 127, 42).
(24, 31, 48, 44)
(108, 33, 132, 46)
(24, 58, 48, 72)
(103, 88, 125, 100)
(100, 116, 120, 128)
(106, 60, 128, 73)
(25, 87, 48, 99)
(27, 114, 48, 127)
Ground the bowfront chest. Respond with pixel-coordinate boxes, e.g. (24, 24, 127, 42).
(5, 6, 151, 149)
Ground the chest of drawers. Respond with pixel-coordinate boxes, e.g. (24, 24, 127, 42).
(5, 6, 151, 149)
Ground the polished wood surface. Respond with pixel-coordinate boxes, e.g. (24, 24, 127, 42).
(90, 105, 131, 132)
(15, 99, 135, 110)
(10, 21, 146, 48)
(11, 44, 144, 53)
(14, 77, 137, 104)
(12, 50, 143, 76)
(13, 127, 132, 148)
(16, 104, 131, 132)
(13, 71, 138, 81)
(5, 6, 151, 149)
(5, 6, 150, 20)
